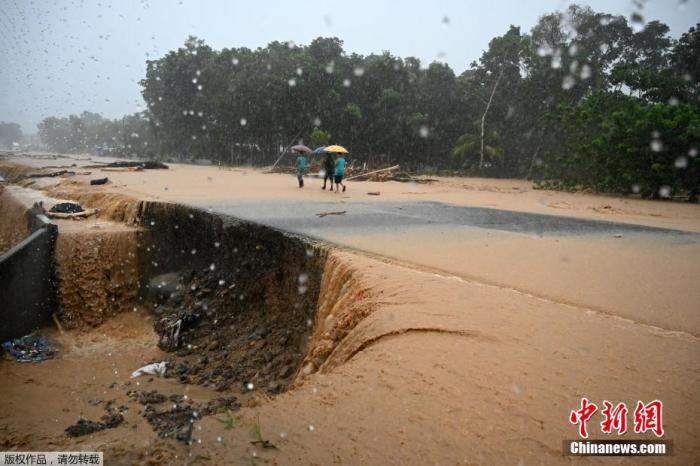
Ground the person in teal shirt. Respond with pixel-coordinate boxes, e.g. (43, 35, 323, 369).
(296, 153, 307, 188)
(334, 154, 346, 192)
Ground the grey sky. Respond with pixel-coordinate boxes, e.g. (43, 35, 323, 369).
(0, 0, 697, 134)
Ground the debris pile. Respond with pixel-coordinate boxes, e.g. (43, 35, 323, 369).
(47, 201, 99, 220)
(1, 335, 57, 362)
(85, 161, 168, 170)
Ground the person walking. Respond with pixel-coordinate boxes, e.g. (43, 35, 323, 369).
(322, 152, 335, 190)
(296, 151, 307, 188)
(334, 153, 347, 192)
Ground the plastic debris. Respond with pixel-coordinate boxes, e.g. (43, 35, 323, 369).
(131, 361, 168, 378)
(1, 335, 58, 362)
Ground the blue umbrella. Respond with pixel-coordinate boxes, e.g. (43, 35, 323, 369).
(312, 146, 326, 155)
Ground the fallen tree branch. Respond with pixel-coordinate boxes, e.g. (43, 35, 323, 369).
(316, 210, 346, 218)
(345, 165, 400, 181)
(47, 208, 99, 220)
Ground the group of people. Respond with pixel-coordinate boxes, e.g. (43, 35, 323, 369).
(295, 150, 347, 192)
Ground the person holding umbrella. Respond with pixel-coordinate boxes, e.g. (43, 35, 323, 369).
(292, 144, 311, 188)
(322, 151, 335, 190)
(312, 146, 333, 190)
(326, 145, 349, 192)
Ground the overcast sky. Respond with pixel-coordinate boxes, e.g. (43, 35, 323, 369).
(0, 0, 697, 133)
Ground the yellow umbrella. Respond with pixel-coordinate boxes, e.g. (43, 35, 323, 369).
(325, 144, 349, 154)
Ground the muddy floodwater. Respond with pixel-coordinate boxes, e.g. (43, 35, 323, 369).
(1, 154, 699, 465)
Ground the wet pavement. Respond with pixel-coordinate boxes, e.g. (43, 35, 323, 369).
(193, 200, 697, 240)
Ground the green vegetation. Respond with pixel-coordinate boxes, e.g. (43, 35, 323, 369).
(215, 409, 240, 430)
(34, 5, 699, 200)
(250, 415, 277, 450)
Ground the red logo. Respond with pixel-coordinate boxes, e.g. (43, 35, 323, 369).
(570, 399, 664, 438)
(600, 401, 628, 435)
(633, 400, 664, 437)
(569, 398, 598, 438)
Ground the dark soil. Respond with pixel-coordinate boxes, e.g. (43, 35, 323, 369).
(65, 413, 124, 437)
(128, 389, 239, 443)
(127, 389, 167, 405)
(151, 261, 318, 394)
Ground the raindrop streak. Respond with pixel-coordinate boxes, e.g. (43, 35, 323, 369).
(674, 156, 687, 169)
(562, 75, 576, 90)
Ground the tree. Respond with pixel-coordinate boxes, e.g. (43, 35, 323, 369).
(543, 91, 700, 200)
(311, 128, 330, 147)
(0, 122, 23, 148)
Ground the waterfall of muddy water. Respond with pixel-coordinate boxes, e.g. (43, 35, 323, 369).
(55, 221, 141, 328)
(0, 187, 30, 253)
(296, 253, 376, 381)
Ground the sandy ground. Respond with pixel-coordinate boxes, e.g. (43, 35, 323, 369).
(0, 310, 218, 464)
(334, 226, 700, 336)
(1, 153, 699, 464)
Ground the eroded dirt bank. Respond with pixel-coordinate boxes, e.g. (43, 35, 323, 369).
(136, 201, 328, 393)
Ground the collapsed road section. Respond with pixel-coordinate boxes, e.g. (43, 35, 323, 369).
(0, 177, 375, 396)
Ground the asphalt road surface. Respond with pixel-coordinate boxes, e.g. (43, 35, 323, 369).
(193, 199, 696, 240)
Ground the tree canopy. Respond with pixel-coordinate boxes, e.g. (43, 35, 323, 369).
(36, 5, 699, 200)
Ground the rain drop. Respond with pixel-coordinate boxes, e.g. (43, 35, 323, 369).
(580, 64, 592, 80)
(562, 75, 576, 90)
